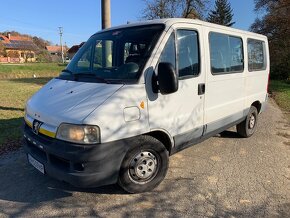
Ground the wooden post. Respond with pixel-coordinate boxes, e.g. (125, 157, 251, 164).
(101, 0, 111, 29)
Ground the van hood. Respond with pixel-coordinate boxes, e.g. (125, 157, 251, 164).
(26, 78, 123, 126)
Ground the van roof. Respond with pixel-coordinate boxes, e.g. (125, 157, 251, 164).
(96, 18, 267, 39)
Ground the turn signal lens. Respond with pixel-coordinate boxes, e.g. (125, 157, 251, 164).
(140, 101, 145, 109)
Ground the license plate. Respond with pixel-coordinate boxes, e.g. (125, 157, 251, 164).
(28, 154, 45, 174)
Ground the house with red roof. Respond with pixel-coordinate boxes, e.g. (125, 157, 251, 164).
(67, 42, 85, 59)
(0, 33, 38, 63)
(45, 45, 68, 62)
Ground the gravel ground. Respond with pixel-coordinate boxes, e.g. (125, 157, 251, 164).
(0, 99, 289, 218)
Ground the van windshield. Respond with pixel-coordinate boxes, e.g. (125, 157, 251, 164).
(60, 24, 165, 84)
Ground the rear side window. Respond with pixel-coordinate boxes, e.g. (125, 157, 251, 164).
(177, 30, 200, 78)
(247, 39, 266, 71)
(209, 32, 244, 74)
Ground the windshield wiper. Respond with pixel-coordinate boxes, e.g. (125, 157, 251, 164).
(73, 73, 109, 84)
(60, 70, 109, 84)
(61, 69, 74, 74)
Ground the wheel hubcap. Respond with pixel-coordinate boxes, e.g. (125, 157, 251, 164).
(249, 114, 256, 129)
(129, 151, 158, 183)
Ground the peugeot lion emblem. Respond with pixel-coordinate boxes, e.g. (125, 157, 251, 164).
(32, 120, 42, 135)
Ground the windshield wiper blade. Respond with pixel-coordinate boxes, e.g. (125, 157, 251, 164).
(61, 69, 74, 74)
(60, 70, 109, 83)
(73, 73, 109, 84)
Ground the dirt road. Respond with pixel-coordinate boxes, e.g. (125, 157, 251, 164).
(0, 99, 289, 217)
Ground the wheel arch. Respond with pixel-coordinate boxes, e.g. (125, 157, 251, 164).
(145, 129, 174, 155)
(251, 101, 262, 113)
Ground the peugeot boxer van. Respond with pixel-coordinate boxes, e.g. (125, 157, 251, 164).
(24, 18, 269, 193)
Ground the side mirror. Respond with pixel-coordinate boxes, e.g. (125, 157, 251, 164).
(157, 62, 178, 95)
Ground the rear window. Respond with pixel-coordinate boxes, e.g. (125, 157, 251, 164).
(247, 39, 266, 71)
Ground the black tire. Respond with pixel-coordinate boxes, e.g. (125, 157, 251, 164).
(118, 135, 169, 193)
(237, 106, 258, 138)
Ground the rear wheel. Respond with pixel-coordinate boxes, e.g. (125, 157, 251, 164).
(118, 135, 169, 193)
(237, 106, 258, 138)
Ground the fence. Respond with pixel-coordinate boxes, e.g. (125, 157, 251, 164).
(0, 57, 21, 63)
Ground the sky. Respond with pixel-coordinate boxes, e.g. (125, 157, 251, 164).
(0, 0, 258, 47)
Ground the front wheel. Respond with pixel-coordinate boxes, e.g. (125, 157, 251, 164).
(237, 106, 258, 138)
(118, 135, 169, 193)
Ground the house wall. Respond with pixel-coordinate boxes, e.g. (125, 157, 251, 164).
(3, 49, 36, 63)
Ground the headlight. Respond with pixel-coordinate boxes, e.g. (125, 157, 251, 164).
(56, 123, 100, 144)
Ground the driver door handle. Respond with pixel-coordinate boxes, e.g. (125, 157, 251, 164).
(198, 83, 205, 95)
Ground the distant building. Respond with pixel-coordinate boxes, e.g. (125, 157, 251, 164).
(46, 45, 68, 62)
(0, 33, 38, 63)
(46, 45, 62, 55)
(67, 42, 85, 59)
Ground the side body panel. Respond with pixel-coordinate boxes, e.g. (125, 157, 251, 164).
(203, 26, 269, 135)
(203, 27, 246, 132)
(146, 21, 269, 151)
(84, 84, 150, 143)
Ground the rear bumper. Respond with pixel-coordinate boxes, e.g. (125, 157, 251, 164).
(23, 124, 131, 188)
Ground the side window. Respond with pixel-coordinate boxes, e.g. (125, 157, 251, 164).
(248, 39, 266, 71)
(177, 30, 200, 78)
(209, 32, 244, 74)
(159, 33, 176, 69)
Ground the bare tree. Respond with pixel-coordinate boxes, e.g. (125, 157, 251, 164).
(141, 0, 208, 20)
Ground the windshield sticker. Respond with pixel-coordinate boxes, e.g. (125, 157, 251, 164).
(112, 31, 122, 36)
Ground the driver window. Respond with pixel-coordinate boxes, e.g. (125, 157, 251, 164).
(159, 33, 176, 69)
(177, 30, 200, 78)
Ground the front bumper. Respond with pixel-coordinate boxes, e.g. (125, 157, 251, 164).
(23, 124, 131, 188)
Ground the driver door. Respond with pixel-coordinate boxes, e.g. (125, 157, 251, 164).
(147, 24, 205, 147)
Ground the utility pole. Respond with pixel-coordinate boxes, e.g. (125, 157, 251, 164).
(101, 0, 111, 29)
(101, 0, 111, 67)
(58, 27, 64, 63)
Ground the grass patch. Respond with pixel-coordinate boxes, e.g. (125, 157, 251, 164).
(0, 63, 62, 151)
(269, 80, 290, 121)
(0, 63, 64, 79)
(0, 78, 51, 149)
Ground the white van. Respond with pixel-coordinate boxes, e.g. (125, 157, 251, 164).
(24, 18, 269, 193)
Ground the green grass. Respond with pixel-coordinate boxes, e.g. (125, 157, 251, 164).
(0, 63, 64, 79)
(269, 80, 290, 121)
(0, 63, 62, 151)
